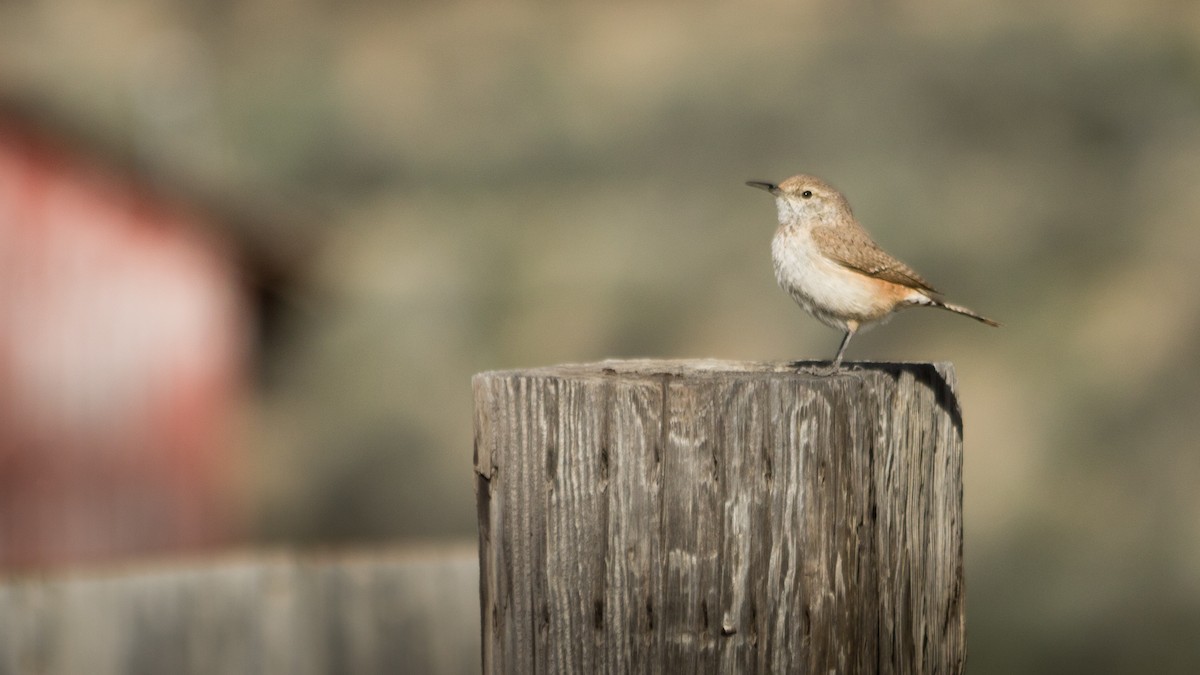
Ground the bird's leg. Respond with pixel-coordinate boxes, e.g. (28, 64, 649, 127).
(819, 322, 859, 375)
(831, 329, 854, 370)
(794, 323, 859, 376)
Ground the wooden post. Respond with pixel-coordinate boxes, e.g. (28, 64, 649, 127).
(473, 359, 965, 674)
(0, 546, 481, 674)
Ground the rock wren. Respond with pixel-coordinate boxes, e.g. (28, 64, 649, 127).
(747, 174, 998, 371)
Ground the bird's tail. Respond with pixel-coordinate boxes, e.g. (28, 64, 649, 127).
(933, 299, 1000, 327)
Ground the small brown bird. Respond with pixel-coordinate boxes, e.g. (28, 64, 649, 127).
(747, 174, 998, 371)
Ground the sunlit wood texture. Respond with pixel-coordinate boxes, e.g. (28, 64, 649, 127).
(474, 359, 964, 675)
(0, 547, 479, 675)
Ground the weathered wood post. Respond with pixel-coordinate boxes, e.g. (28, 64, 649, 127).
(473, 359, 965, 674)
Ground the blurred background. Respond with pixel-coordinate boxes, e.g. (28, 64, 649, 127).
(1, 0, 1199, 673)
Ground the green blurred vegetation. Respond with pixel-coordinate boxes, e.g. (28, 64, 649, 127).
(4, 1, 1200, 672)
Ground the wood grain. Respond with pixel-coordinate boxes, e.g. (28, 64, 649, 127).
(474, 359, 965, 674)
(0, 546, 480, 675)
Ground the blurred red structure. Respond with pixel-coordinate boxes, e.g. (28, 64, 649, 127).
(0, 111, 251, 568)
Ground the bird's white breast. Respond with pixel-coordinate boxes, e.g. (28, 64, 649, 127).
(771, 224, 903, 330)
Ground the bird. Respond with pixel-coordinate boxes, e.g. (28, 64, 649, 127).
(746, 174, 998, 372)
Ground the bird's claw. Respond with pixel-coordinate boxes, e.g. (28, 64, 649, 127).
(794, 362, 841, 377)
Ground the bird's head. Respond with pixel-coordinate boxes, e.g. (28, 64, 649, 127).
(746, 174, 852, 226)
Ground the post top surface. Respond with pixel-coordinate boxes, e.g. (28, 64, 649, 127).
(475, 359, 955, 382)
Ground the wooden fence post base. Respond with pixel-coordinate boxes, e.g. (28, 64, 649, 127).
(474, 359, 965, 674)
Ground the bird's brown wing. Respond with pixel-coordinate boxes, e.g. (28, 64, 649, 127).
(811, 226, 940, 295)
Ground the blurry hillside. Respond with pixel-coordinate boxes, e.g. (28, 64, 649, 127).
(2, 1, 1200, 673)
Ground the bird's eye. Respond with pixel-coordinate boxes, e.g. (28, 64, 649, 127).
(801, 190, 813, 199)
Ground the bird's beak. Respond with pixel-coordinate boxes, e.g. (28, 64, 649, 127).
(745, 180, 779, 195)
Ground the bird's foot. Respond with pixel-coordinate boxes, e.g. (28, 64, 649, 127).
(793, 362, 842, 377)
